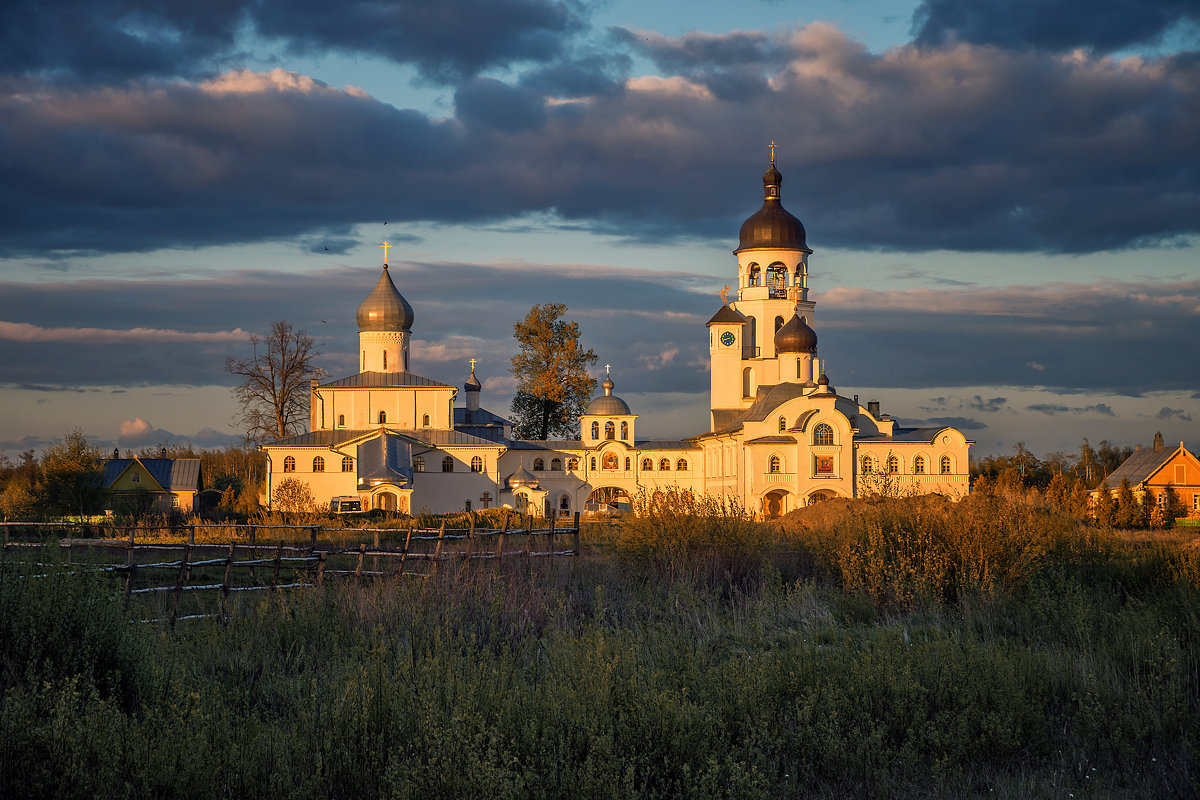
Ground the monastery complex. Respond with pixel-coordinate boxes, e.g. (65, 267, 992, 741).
(263, 156, 973, 517)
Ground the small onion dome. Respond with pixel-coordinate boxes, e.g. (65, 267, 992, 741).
(817, 373, 829, 386)
(774, 313, 817, 354)
(735, 162, 811, 253)
(584, 375, 632, 415)
(357, 265, 414, 332)
(464, 367, 481, 392)
(505, 466, 540, 490)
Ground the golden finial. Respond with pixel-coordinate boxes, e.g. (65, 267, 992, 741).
(719, 285, 731, 305)
(380, 241, 391, 264)
(768, 140, 777, 164)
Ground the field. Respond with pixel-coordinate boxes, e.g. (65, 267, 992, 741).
(1, 486, 1197, 799)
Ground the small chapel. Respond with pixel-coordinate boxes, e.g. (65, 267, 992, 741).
(262, 152, 973, 517)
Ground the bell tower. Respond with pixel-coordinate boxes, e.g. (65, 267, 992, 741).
(356, 246, 414, 374)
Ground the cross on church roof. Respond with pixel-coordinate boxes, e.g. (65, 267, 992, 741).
(605, 364, 611, 375)
(719, 285, 730, 305)
(768, 140, 777, 164)
(469, 358, 478, 370)
(380, 240, 391, 263)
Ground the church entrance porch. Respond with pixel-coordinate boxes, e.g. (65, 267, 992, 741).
(585, 487, 631, 517)
(761, 490, 789, 519)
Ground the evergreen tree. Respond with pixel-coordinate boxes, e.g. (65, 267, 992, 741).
(1093, 480, 1116, 527)
(509, 304, 598, 440)
(1114, 478, 1140, 529)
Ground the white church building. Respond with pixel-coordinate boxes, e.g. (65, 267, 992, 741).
(262, 156, 972, 517)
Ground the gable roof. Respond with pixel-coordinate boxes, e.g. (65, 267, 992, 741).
(265, 427, 500, 449)
(706, 304, 748, 326)
(320, 371, 454, 389)
(1103, 444, 1192, 486)
(102, 458, 201, 492)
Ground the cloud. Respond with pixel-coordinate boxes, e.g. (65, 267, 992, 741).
(1155, 406, 1194, 421)
(0, 0, 587, 84)
(117, 418, 240, 449)
(1027, 402, 1117, 416)
(969, 395, 1008, 412)
(0, 321, 251, 343)
(2, 22, 1198, 256)
(900, 415, 988, 430)
(911, 0, 1200, 54)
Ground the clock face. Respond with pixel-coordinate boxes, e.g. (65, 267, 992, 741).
(720, 331, 736, 347)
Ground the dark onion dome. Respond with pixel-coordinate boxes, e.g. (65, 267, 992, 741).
(817, 373, 829, 386)
(774, 313, 817, 354)
(357, 265, 414, 332)
(464, 365, 481, 392)
(505, 466, 540, 489)
(584, 375, 632, 415)
(735, 161, 811, 253)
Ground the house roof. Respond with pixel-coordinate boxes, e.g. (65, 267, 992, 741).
(856, 427, 951, 443)
(266, 427, 499, 449)
(357, 433, 412, 487)
(454, 407, 510, 427)
(636, 440, 702, 450)
(320, 371, 454, 389)
(1102, 445, 1181, 486)
(745, 435, 797, 445)
(707, 382, 818, 436)
(705, 304, 748, 327)
(102, 458, 201, 492)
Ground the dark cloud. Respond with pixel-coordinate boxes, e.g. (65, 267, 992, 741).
(1155, 406, 1194, 421)
(969, 395, 1008, 412)
(912, 0, 1200, 54)
(609, 27, 788, 72)
(0, 0, 587, 84)
(1027, 402, 1117, 416)
(900, 416, 988, 430)
(2, 24, 1197, 257)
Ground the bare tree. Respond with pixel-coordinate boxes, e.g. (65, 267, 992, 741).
(226, 321, 324, 445)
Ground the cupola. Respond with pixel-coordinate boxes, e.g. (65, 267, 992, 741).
(584, 375, 632, 416)
(774, 313, 817, 354)
(357, 265, 414, 332)
(735, 155, 811, 254)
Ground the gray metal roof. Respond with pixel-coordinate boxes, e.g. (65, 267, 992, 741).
(102, 458, 201, 491)
(321, 371, 453, 389)
(706, 304, 748, 326)
(708, 382, 817, 435)
(357, 433, 412, 487)
(635, 440, 702, 450)
(1102, 445, 1179, 486)
(856, 427, 945, 443)
(454, 407, 510, 427)
(745, 435, 797, 445)
(266, 427, 499, 449)
(505, 440, 582, 451)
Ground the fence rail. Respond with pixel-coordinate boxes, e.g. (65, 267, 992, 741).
(2, 513, 582, 626)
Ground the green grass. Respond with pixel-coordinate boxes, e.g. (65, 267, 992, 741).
(1, 506, 1197, 799)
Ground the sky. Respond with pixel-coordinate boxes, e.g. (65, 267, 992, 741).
(1, 0, 1198, 460)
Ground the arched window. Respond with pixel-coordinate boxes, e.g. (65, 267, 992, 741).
(767, 263, 788, 298)
(642, 458, 653, 470)
(769, 455, 781, 474)
(312, 456, 325, 472)
(471, 456, 484, 473)
(422, 414, 430, 427)
(532, 458, 544, 471)
(590, 457, 597, 470)
(625, 456, 631, 471)
(742, 367, 753, 398)
(341, 456, 353, 472)
(559, 494, 571, 511)
(775, 315, 785, 332)
(887, 455, 899, 474)
(748, 263, 760, 286)
(676, 458, 688, 471)
(604, 421, 615, 440)
(602, 452, 618, 470)
(414, 456, 424, 472)
(338, 414, 345, 427)
(914, 456, 925, 474)
(778, 416, 787, 433)
(383, 351, 387, 370)
(941, 455, 952, 474)
(283, 456, 295, 473)
(551, 458, 562, 471)
(813, 423, 834, 446)
(567, 458, 579, 471)
(659, 458, 671, 471)
(442, 456, 454, 472)
(590, 421, 599, 439)
(620, 421, 628, 440)
(849, 415, 857, 429)
(378, 411, 387, 424)
(861, 455, 874, 474)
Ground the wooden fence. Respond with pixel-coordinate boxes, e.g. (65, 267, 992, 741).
(2, 513, 582, 626)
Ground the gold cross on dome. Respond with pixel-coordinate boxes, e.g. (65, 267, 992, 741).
(719, 285, 730, 304)
(605, 364, 611, 375)
(768, 140, 777, 164)
(380, 241, 391, 263)
(469, 358, 478, 370)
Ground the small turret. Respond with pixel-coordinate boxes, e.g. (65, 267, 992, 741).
(464, 361, 481, 413)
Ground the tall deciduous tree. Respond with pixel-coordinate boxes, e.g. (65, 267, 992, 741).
(40, 429, 105, 518)
(510, 304, 598, 440)
(226, 321, 324, 445)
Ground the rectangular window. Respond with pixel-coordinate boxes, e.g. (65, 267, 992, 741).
(1193, 494, 1199, 511)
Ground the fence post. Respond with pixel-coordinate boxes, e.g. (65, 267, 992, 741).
(316, 552, 327, 587)
(123, 563, 136, 610)
(355, 543, 365, 581)
(248, 525, 257, 580)
(399, 525, 413, 576)
(548, 512, 556, 555)
(170, 543, 191, 629)
(310, 526, 318, 551)
(220, 541, 236, 621)
(466, 511, 476, 561)
(187, 523, 195, 546)
(572, 512, 581, 557)
(495, 514, 509, 560)
(432, 520, 446, 575)
(373, 530, 380, 575)
(271, 541, 284, 590)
